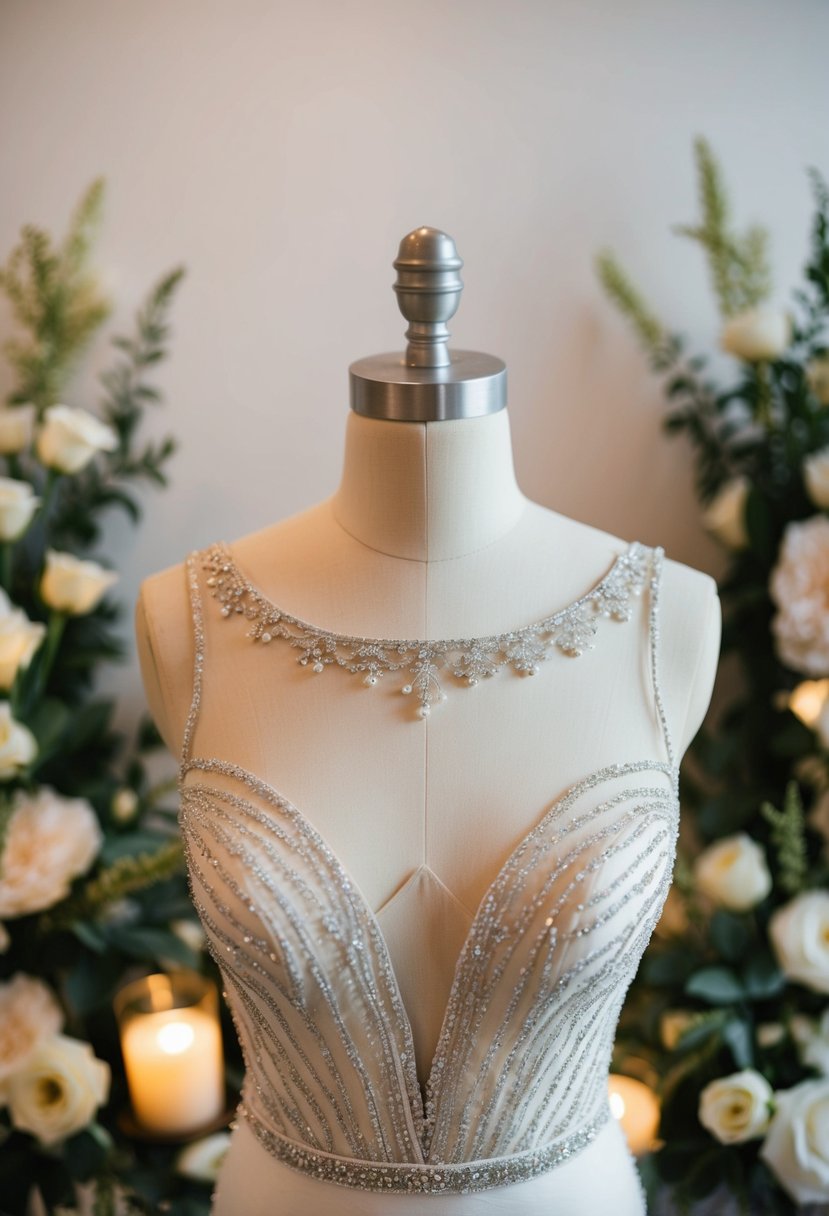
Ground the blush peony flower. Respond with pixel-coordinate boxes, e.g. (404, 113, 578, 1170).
(6, 1032, 110, 1146)
(698, 1069, 773, 1143)
(0, 785, 102, 918)
(693, 832, 772, 911)
(760, 1077, 829, 1202)
(770, 516, 829, 677)
(0, 973, 63, 1083)
(769, 890, 829, 994)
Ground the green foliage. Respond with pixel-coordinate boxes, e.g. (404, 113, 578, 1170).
(600, 141, 829, 1213)
(673, 137, 772, 318)
(0, 181, 230, 1216)
(760, 781, 809, 895)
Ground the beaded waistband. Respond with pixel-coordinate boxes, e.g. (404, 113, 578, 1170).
(237, 1100, 611, 1195)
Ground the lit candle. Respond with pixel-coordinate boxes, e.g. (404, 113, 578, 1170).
(788, 679, 829, 728)
(115, 971, 224, 1136)
(608, 1073, 660, 1155)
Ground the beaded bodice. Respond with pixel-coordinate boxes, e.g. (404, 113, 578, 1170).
(176, 539, 680, 1196)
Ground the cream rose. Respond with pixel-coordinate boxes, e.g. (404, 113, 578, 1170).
(0, 702, 37, 781)
(35, 404, 117, 475)
(0, 785, 102, 917)
(760, 1077, 829, 1202)
(701, 476, 750, 550)
(0, 404, 35, 455)
(0, 974, 63, 1083)
(0, 586, 46, 691)
(807, 356, 829, 407)
(791, 1008, 829, 1076)
(0, 477, 40, 542)
(769, 891, 829, 993)
(720, 306, 792, 362)
(693, 832, 772, 911)
(176, 1131, 231, 1181)
(805, 447, 829, 510)
(6, 1032, 109, 1145)
(770, 516, 829, 677)
(40, 549, 118, 615)
(699, 1069, 773, 1143)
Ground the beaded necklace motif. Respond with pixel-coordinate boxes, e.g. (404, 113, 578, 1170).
(177, 541, 679, 1197)
(200, 538, 653, 719)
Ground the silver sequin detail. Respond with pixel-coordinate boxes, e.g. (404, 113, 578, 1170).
(199, 539, 653, 719)
(176, 540, 680, 1195)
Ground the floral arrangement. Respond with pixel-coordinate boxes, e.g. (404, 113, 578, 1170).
(0, 182, 238, 1215)
(598, 138, 829, 1213)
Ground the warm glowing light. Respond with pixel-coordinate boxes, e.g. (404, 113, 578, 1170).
(157, 1021, 196, 1055)
(608, 1074, 660, 1155)
(789, 679, 829, 728)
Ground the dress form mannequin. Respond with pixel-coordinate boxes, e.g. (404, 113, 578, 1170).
(135, 229, 720, 1215)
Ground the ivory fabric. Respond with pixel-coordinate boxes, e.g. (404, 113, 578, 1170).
(176, 537, 685, 1213)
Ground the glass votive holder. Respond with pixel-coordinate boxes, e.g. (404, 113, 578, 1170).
(114, 969, 225, 1138)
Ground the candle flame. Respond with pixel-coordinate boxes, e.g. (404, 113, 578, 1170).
(157, 1020, 196, 1054)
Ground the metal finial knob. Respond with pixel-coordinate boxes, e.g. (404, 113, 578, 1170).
(348, 227, 507, 422)
(393, 228, 464, 369)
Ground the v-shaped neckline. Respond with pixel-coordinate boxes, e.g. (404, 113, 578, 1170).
(178, 749, 679, 1158)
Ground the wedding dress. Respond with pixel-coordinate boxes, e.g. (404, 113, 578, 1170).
(175, 533, 681, 1212)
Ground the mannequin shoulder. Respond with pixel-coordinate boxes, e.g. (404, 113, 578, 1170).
(657, 553, 722, 757)
(134, 554, 197, 755)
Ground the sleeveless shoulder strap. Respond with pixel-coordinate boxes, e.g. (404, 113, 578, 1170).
(647, 545, 677, 777)
(179, 547, 208, 772)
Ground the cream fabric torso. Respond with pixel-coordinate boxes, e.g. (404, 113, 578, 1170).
(136, 411, 721, 1215)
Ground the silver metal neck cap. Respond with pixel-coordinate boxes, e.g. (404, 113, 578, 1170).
(349, 227, 507, 422)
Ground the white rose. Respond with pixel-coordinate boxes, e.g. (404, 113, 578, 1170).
(40, 549, 118, 615)
(698, 1069, 773, 1143)
(760, 1077, 829, 1202)
(720, 306, 792, 362)
(701, 476, 750, 550)
(0, 702, 37, 781)
(171, 918, 206, 954)
(769, 891, 829, 993)
(110, 786, 138, 824)
(0, 477, 40, 542)
(35, 404, 117, 475)
(693, 832, 772, 911)
(0, 785, 101, 917)
(0, 974, 63, 1083)
(805, 446, 829, 510)
(6, 1032, 109, 1146)
(807, 356, 829, 407)
(176, 1131, 231, 1181)
(0, 586, 46, 691)
(797, 1008, 829, 1076)
(0, 404, 36, 455)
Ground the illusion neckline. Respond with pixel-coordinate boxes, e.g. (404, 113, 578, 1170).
(213, 536, 649, 648)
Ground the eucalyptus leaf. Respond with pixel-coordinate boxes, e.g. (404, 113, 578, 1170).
(684, 966, 745, 1004)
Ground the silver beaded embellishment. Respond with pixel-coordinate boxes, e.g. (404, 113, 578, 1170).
(198, 539, 654, 720)
(175, 537, 681, 1196)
